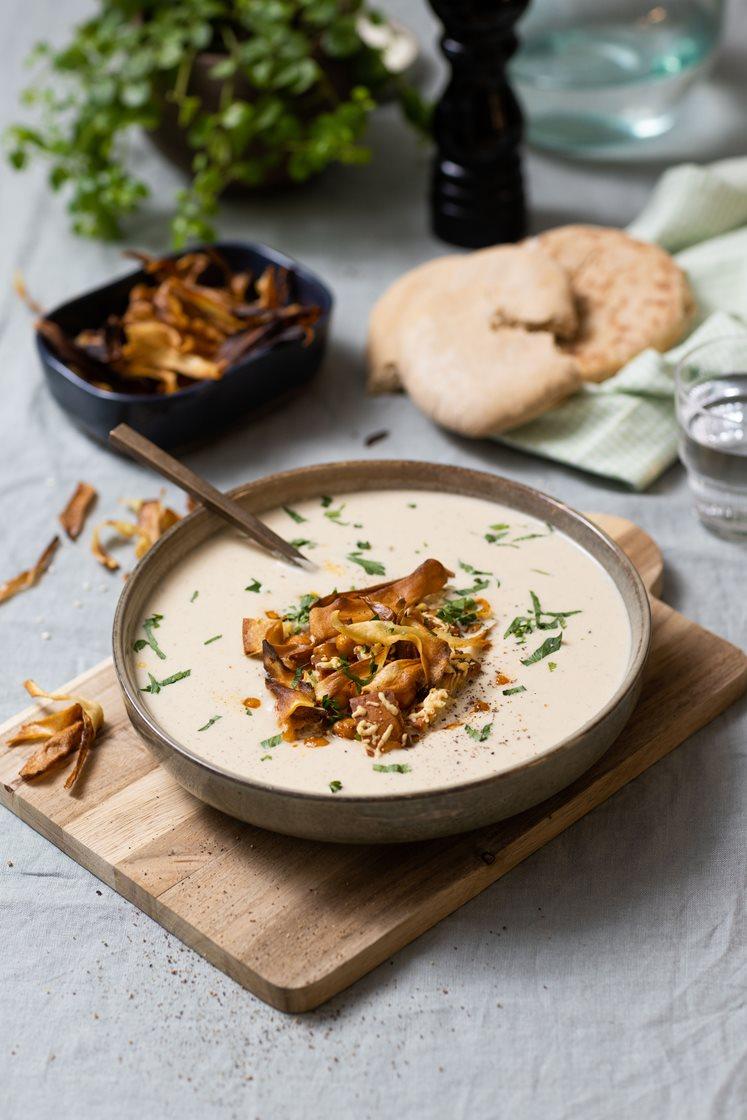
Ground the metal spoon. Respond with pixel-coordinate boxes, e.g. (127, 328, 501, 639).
(109, 424, 314, 570)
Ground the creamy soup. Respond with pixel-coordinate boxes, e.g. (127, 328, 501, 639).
(132, 490, 632, 796)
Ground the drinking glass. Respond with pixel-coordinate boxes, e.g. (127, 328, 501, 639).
(510, 0, 724, 153)
(675, 336, 747, 539)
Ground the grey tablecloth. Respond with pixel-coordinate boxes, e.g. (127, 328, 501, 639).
(1, 3, 746, 1118)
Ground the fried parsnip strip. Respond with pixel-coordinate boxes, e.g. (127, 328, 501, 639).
(8, 680, 104, 788)
(0, 536, 60, 605)
(91, 498, 182, 570)
(332, 614, 452, 688)
(19, 721, 84, 780)
(266, 679, 327, 739)
(243, 618, 285, 657)
(59, 481, 97, 540)
(309, 559, 452, 641)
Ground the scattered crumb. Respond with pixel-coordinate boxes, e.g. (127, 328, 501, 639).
(364, 429, 389, 447)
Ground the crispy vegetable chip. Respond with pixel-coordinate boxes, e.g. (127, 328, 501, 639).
(244, 559, 494, 754)
(59, 481, 97, 540)
(28, 251, 322, 397)
(92, 497, 182, 571)
(0, 536, 60, 606)
(7, 680, 104, 789)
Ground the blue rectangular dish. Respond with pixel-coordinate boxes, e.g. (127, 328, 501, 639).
(35, 241, 333, 450)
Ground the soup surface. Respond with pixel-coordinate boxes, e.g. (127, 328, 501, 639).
(133, 489, 632, 796)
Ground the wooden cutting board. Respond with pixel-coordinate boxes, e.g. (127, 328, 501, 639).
(1, 516, 745, 1012)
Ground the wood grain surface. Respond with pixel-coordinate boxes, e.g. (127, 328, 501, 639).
(1, 516, 744, 1012)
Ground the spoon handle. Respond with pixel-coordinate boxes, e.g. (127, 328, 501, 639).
(109, 424, 313, 570)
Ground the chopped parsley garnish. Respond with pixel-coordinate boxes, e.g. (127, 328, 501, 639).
(320, 495, 333, 507)
(290, 538, 316, 549)
(548, 661, 558, 672)
(290, 667, 303, 688)
(454, 577, 489, 596)
(356, 540, 371, 550)
(407, 503, 417, 509)
(373, 763, 411, 774)
(140, 669, 191, 694)
(321, 694, 344, 722)
(521, 633, 563, 666)
(437, 596, 478, 628)
(325, 504, 349, 525)
(197, 714, 222, 732)
(485, 522, 555, 547)
(260, 734, 282, 749)
(459, 560, 491, 576)
(347, 552, 385, 576)
(245, 578, 262, 592)
(132, 613, 166, 660)
(283, 592, 319, 632)
(329, 780, 343, 793)
(282, 505, 306, 524)
(260, 754, 272, 761)
(502, 685, 526, 696)
(190, 591, 199, 603)
(504, 591, 581, 645)
(339, 656, 378, 692)
(466, 723, 492, 742)
(203, 634, 222, 645)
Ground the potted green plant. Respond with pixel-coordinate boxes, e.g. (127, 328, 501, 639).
(6, 0, 428, 246)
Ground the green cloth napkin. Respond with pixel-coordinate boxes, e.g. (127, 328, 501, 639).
(499, 159, 747, 489)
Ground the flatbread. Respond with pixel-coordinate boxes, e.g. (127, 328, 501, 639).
(367, 243, 578, 394)
(396, 286, 581, 438)
(534, 225, 695, 382)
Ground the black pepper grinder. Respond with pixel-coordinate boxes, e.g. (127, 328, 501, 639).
(428, 0, 529, 248)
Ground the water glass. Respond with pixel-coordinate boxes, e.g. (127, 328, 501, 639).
(511, 0, 724, 153)
(676, 336, 747, 539)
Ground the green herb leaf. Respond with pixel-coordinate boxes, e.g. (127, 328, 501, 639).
(134, 613, 166, 660)
(548, 661, 558, 672)
(437, 597, 478, 628)
(260, 754, 272, 761)
(407, 503, 417, 509)
(260, 734, 282, 750)
(190, 590, 199, 603)
(521, 634, 563, 666)
(325, 505, 349, 526)
(290, 538, 316, 549)
(347, 552, 385, 577)
(321, 694, 343, 722)
(245, 578, 262, 593)
(282, 505, 306, 524)
(356, 540, 371, 550)
(140, 668, 191, 694)
(465, 723, 492, 742)
(320, 495, 333, 507)
(283, 592, 319, 632)
(197, 714, 222, 732)
(290, 667, 303, 688)
(372, 763, 411, 774)
(329, 780, 342, 793)
(203, 634, 222, 645)
(502, 685, 526, 696)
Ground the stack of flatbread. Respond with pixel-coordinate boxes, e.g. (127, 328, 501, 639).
(366, 225, 695, 437)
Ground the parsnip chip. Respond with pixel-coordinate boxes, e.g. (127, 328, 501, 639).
(0, 536, 60, 606)
(92, 497, 182, 571)
(59, 481, 97, 540)
(244, 560, 494, 752)
(8, 680, 104, 789)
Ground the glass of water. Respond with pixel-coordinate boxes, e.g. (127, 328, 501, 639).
(676, 336, 747, 538)
(511, 0, 724, 153)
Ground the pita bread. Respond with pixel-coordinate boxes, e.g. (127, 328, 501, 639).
(534, 225, 695, 382)
(396, 284, 581, 438)
(367, 243, 578, 394)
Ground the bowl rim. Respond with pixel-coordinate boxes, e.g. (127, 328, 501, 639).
(112, 460, 652, 805)
(37, 239, 334, 405)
